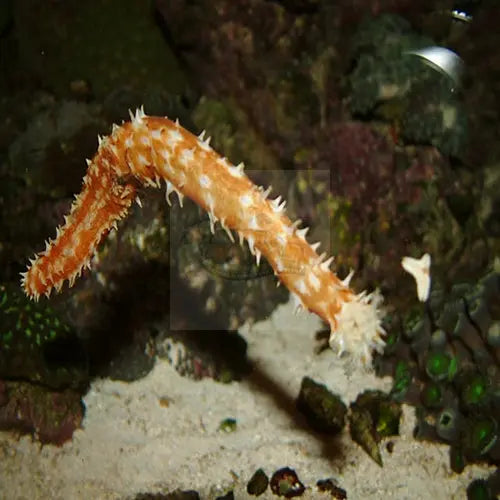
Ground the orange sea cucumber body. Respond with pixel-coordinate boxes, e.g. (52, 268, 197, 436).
(22, 109, 385, 362)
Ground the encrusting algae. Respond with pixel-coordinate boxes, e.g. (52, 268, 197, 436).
(21, 108, 385, 364)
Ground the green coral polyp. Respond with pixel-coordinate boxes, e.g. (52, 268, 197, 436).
(421, 383, 442, 409)
(466, 417, 498, 456)
(462, 375, 488, 406)
(391, 360, 412, 400)
(0, 283, 87, 389)
(425, 351, 454, 382)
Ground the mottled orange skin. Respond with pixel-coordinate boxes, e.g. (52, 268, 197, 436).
(22, 109, 385, 362)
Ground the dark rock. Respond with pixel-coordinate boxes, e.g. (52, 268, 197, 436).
(316, 478, 347, 498)
(269, 467, 305, 497)
(247, 468, 269, 496)
(296, 377, 347, 434)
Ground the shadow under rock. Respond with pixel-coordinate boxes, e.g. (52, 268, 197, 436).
(246, 363, 348, 465)
(70, 257, 348, 464)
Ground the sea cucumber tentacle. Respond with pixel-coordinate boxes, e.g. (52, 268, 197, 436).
(22, 107, 385, 363)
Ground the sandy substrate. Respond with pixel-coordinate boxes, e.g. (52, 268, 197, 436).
(0, 297, 494, 499)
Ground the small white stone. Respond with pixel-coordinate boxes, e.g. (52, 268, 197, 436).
(401, 253, 431, 302)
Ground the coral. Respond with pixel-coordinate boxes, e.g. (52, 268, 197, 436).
(0, 283, 87, 389)
(21, 108, 386, 364)
(302, 121, 440, 297)
(375, 270, 500, 482)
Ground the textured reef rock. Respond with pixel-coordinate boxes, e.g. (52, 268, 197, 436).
(157, 1, 496, 306)
(347, 14, 468, 158)
(0, 380, 84, 446)
(0, 284, 87, 444)
(9, 0, 186, 99)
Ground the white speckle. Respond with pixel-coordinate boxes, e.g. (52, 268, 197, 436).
(295, 278, 309, 295)
(167, 129, 183, 148)
(240, 193, 253, 207)
(307, 271, 321, 291)
(199, 174, 211, 188)
(159, 149, 171, 161)
(248, 215, 260, 230)
(137, 153, 148, 166)
(276, 232, 287, 247)
(151, 129, 162, 140)
(179, 148, 195, 166)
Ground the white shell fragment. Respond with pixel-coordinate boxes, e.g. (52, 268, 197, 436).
(405, 47, 464, 89)
(401, 253, 431, 302)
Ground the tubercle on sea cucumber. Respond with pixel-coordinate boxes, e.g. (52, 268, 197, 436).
(21, 107, 385, 364)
